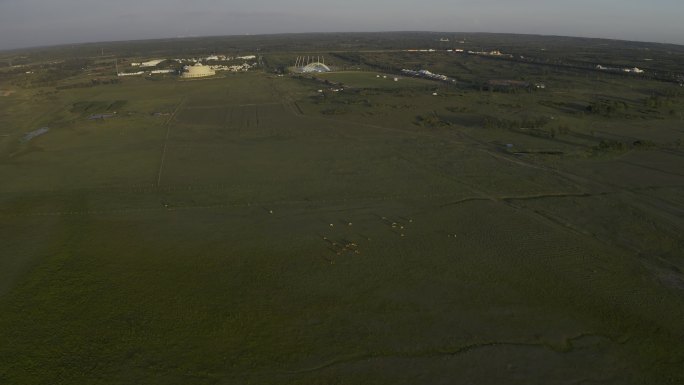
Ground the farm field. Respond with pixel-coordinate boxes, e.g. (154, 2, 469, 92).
(1, 33, 684, 384)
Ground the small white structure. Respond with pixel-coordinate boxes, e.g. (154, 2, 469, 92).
(597, 64, 645, 74)
(131, 59, 165, 67)
(140, 59, 165, 68)
(211, 63, 254, 72)
(117, 71, 144, 77)
(182, 64, 216, 78)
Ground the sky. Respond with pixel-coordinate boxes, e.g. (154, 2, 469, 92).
(1, 0, 683, 50)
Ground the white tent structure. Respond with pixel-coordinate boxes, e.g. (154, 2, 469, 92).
(182, 64, 216, 78)
(302, 62, 331, 73)
(293, 56, 332, 73)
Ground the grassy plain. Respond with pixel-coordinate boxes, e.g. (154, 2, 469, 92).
(1, 34, 684, 384)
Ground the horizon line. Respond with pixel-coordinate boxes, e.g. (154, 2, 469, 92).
(2, 30, 683, 53)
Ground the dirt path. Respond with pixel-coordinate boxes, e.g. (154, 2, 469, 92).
(156, 97, 186, 188)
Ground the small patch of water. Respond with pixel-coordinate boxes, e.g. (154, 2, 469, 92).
(89, 113, 116, 120)
(21, 127, 49, 143)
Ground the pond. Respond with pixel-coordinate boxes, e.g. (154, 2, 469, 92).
(88, 113, 116, 120)
(20, 127, 49, 143)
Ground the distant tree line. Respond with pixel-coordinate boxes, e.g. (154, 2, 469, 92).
(644, 94, 677, 109)
(8, 58, 94, 88)
(483, 116, 557, 138)
(56, 78, 120, 90)
(590, 139, 659, 155)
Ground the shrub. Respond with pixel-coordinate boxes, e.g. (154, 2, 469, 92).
(592, 140, 626, 153)
(321, 108, 349, 115)
(415, 114, 450, 127)
(587, 100, 629, 116)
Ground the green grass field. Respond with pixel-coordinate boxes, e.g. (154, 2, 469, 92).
(1, 41, 684, 384)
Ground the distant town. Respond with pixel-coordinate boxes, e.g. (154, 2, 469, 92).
(117, 54, 259, 78)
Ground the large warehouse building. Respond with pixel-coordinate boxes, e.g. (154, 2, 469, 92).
(181, 64, 216, 78)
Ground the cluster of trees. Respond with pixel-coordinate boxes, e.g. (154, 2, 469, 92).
(415, 114, 450, 127)
(481, 83, 535, 94)
(595, 140, 626, 152)
(591, 139, 657, 154)
(483, 116, 550, 130)
(446, 106, 474, 113)
(483, 116, 557, 138)
(321, 107, 349, 115)
(70, 100, 126, 115)
(587, 93, 681, 118)
(644, 94, 676, 109)
(586, 100, 629, 116)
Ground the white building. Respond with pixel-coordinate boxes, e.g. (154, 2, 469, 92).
(140, 59, 165, 68)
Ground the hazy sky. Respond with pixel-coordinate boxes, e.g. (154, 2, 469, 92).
(1, 0, 683, 49)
